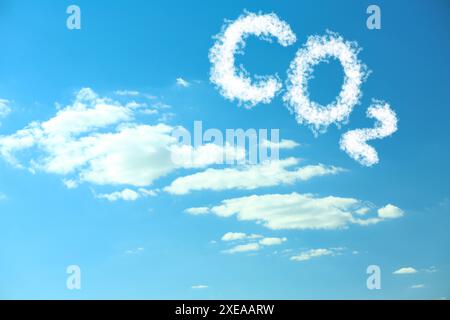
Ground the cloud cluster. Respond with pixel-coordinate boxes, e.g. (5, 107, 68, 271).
(209, 12, 296, 107)
(0, 88, 243, 189)
(284, 32, 367, 133)
(340, 101, 398, 166)
(220, 231, 287, 254)
(165, 158, 344, 195)
(187, 193, 404, 230)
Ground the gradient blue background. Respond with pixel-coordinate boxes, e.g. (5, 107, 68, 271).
(0, 0, 449, 299)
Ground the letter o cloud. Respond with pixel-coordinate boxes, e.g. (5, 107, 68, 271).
(284, 32, 367, 133)
(209, 12, 297, 107)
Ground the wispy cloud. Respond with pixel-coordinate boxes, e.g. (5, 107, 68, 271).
(393, 267, 418, 275)
(191, 285, 208, 290)
(176, 78, 191, 88)
(290, 248, 338, 262)
(165, 158, 344, 195)
(223, 242, 261, 254)
(188, 193, 404, 230)
(96, 188, 157, 202)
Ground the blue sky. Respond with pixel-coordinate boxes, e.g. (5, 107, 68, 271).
(0, 0, 449, 299)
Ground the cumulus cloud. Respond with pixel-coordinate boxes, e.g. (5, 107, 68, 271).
(377, 204, 404, 219)
(221, 232, 249, 241)
(340, 101, 398, 166)
(290, 248, 337, 262)
(165, 158, 344, 195)
(0, 88, 244, 192)
(393, 267, 418, 275)
(259, 237, 287, 246)
(187, 192, 404, 230)
(209, 12, 296, 107)
(284, 31, 367, 133)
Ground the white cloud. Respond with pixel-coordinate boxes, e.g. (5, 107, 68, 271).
(209, 12, 296, 107)
(411, 284, 425, 289)
(188, 192, 404, 230)
(63, 179, 79, 189)
(97, 188, 140, 202)
(393, 267, 418, 275)
(115, 90, 140, 96)
(290, 248, 336, 262)
(165, 158, 344, 195)
(0, 88, 244, 193)
(191, 285, 208, 290)
(260, 139, 300, 150)
(220, 232, 263, 242)
(223, 242, 261, 254)
(96, 188, 158, 202)
(185, 207, 210, 215)
(377, 204, 404, 219)
(340, 101, 398, 166)
(221, 232, 248, 241)
(176, 78, 191, 88)
(284, 32, 367, 133)
(259, 237, 287, 246)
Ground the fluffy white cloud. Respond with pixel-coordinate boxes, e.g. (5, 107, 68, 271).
(393, 267, 418, 275)
(340, 101, 398, 166)
(221, 232, 248, 241)
(0, 88, 244, 191)
(165, 158, 344, 195)
(377, 204, 404, 219)
(188, 192, 404, 230)
(259, 237, 287, 246)
(284, 32, 367, 133)
(209, 12, 296, 106)
(290, 248, 336, 262)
